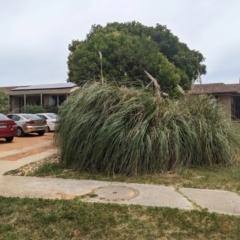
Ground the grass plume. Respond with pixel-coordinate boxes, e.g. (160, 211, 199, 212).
(55, 83, 240, 175)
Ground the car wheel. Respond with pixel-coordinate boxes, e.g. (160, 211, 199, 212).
(38, 131, 45, 136)
(5, 137, 14, 142)
(46, 126, 50, 132)
(17, 127, 24, 137)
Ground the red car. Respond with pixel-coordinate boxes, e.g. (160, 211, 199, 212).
(0, 113, 17, 142)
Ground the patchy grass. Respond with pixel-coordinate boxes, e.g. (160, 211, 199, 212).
(0, 196, 240, 239)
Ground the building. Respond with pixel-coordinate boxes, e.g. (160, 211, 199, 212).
(0, 83, 78, 113)
(190, 83, 240, 121)
(3, 82, 240, 119)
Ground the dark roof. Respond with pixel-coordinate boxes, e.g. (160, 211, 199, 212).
(12, 83, 76, 91)
(226, 84, 240, 93)
(0, 86, 29, 93)
(189, 83, 238, 94)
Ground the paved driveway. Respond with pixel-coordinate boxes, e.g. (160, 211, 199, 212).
(0, 132, 55, 161)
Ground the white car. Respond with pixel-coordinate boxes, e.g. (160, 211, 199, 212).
(36, 113, 58, 132)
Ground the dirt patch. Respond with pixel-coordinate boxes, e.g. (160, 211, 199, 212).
(0, 133, 54, 151)
(0, 133, 55, 161)
(7, 154, 59, 176)
(0, 145, 55, 161)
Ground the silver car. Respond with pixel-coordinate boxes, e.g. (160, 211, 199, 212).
(36, 113, 58, 132)
(7, 113, 47, 137)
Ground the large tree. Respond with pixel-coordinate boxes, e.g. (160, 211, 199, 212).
(67, 21, 206, 95)
(0, 89, 10, 114)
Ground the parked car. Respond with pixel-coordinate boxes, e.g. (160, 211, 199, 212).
(36, 113, 58, 132)
(0, 113, 17, 142)
(7, 113, 47, 137)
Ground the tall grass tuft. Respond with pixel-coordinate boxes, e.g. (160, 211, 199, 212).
(55, 83, 240, 175)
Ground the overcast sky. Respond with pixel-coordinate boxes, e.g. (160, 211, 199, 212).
(0, 0, 239, 86)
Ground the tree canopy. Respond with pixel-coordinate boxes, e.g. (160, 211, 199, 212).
(67, 21, 206, 95)
(0, 89, 9, 114)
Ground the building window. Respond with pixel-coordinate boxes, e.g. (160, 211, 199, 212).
(231, 96, 240, 120)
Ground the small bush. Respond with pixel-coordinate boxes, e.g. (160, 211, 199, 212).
(43, 105, 58, 114)
(55, 83, 240, 175)
(0, 89, 10, 114)
(24, 105, 58, 114)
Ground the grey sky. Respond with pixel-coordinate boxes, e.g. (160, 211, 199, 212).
(0, 0, 239, 86)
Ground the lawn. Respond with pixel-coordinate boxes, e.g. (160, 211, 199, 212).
(3, 154, 240, 239)
(1, 196, 240, 239)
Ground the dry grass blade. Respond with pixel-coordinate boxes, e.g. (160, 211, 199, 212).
(144, 70, 161, 98)
(177, 84, 185, 95)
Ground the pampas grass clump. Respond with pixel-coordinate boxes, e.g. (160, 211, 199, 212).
(55, 83, 240, 175)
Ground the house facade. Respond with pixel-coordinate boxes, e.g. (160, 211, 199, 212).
(1, 83, 78, 113)
(190, 83, 240, 121)
(2, 82, 240, 119)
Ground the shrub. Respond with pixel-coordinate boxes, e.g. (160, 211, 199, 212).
(24, 105, 58, 114)
(43, 105, 58, 114)
(0, 89, 10, 114)
(55, 83, 240, 175)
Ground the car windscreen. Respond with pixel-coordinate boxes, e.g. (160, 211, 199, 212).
(21, 114, 41, 120)
(0, 113, 10, 120)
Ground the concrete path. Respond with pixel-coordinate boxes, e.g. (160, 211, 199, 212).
(1, 149, 240, 216)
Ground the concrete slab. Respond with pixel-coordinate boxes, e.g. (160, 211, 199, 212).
(1, 148, 240, 215)
(90, 182, 193, 210)
(0, 149, 57, 175)
(180, 188, 240, 215)
(0, 176, 193, 210)
(0, 176, 110, 199)
(94, 185, 139, 200)
(1, 170, 240, 215)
